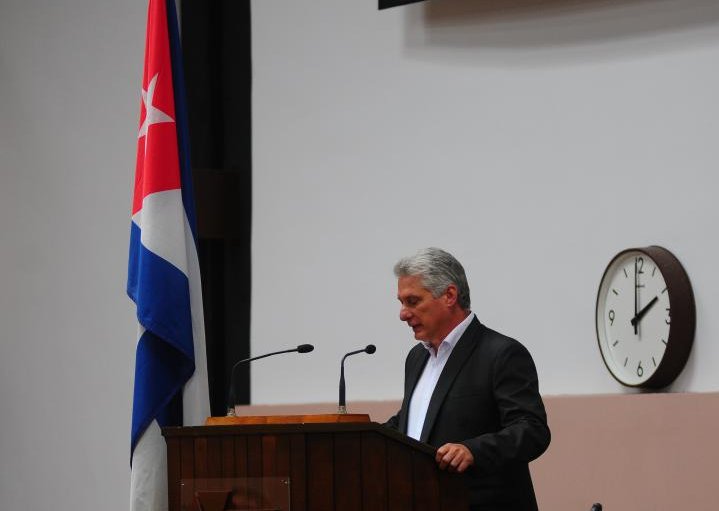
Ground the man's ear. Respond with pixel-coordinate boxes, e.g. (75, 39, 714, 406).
(444, 284, 459, 307)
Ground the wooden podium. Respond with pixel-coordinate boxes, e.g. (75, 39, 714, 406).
(163, 414, 468, 511)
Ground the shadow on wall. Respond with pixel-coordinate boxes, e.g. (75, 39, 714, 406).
(403, 0, 719, 64)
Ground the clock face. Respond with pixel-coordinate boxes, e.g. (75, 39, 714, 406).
(596, 250, 672, 386)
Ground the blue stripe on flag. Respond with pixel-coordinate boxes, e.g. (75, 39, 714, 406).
(131, 329, 193, 452)
(127, 222, 195, 361)
(128, 222, 196, 455)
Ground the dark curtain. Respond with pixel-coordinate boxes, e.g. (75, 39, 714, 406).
(181, 1, 252, 416)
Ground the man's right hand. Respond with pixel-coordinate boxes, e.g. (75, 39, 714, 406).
(436, 443, 474, 473)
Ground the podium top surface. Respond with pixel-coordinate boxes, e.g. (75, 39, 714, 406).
(162, 418, 435, 456)
(205, 413, 370, 426)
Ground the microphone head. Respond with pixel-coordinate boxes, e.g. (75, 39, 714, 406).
(297, 344, 314, 353)
(365, 344, 376, 354)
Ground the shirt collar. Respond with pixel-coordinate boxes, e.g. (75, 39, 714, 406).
(420, 311, 475, 353)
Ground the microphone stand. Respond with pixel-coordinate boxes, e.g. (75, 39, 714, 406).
(227, 344, 314, 415)
(338, 345, 376, 414)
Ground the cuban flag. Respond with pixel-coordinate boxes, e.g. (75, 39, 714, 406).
(127, 0, 209, 510)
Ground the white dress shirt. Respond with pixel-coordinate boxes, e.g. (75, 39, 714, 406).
(406, 312, 476, 440)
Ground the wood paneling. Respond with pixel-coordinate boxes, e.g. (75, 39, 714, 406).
(386, 439, 413, 511)
(163, 421, 466, 511)
(412, 451, 440, 511)
(166, 436, 181, 511)
(306, 433, 334, 511)
(334, 433, 362, 511)
(361, 432, 387, 511)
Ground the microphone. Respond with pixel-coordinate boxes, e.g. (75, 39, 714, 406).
(227, 344, 314, 415)
(590, 504, 603, 511)
(338, 344, 376, 414)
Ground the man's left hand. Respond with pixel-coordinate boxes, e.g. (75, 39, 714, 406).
(435, 443, 474, 473)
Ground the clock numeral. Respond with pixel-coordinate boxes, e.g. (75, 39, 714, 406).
(636, 257, 644, 274)
(652, 266, 657, 277)
(623, 268, 628, 278)
(612, 289, 619, 296)
(608, 310, 615, 325)
(661, 287, 667, 294)
(637, 361, 644, 378)
(665, 307, 671, 325)
(612, 340, 619, 347)
(661, 339, 667, 345)
(652, 356, 657, 367)
(624, 357, 628, 367)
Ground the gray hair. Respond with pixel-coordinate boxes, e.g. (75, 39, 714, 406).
(393, 247, 471, 310)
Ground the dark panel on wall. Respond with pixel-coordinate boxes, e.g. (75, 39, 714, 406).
(379, 0, 426, 9)
(181, 0, 252, 415)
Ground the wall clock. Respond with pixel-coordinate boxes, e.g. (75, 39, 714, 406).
(595, 246, 695, 388)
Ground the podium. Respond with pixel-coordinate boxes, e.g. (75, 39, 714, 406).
(163, 414, 468, 511)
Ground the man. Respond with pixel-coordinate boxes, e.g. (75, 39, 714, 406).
(385, 248, 550, 511)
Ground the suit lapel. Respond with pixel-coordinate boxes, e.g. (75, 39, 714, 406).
(419, 317, 482, 443)
(400, 347, 429, 434)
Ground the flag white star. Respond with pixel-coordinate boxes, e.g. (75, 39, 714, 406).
(138, 73, 174, 151)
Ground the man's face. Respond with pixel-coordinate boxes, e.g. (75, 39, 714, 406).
(397, 275, 455, 345)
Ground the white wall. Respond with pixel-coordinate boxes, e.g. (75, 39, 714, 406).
(0, 1, 144, 509)
(251, 0, 719, 404)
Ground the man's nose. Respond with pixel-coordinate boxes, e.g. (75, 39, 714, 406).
(399, 307, 411, 321)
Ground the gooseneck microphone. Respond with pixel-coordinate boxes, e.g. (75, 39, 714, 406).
(338, 344, 376, 414)
(227, 344, 314, 415)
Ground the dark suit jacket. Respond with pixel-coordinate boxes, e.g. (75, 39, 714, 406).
(386, 317, 550, 511)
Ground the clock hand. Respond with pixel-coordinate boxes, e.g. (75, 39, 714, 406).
(634, 258, 638, 335)
(631, 296, 659, 327)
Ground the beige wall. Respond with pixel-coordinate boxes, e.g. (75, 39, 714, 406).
(237, 392, 719, 511)
(534, 392, 719, 511)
